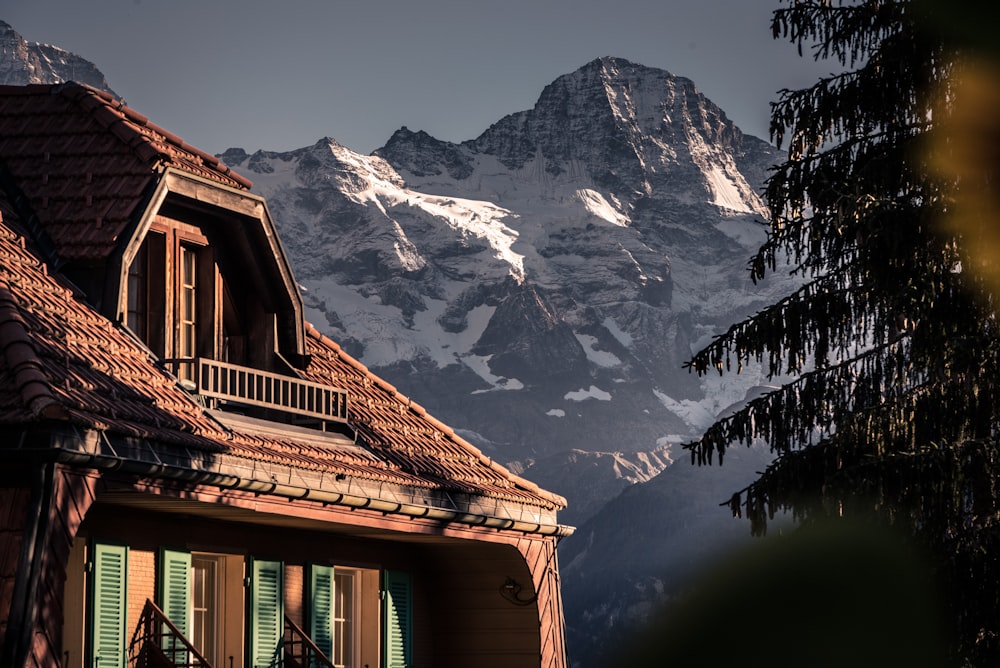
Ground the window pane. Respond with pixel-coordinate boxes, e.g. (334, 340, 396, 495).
(334, 571, 357, 668)
(179, 245, 198, 363)
(126, 243, 147, 337)
(191, 556, 219, 666)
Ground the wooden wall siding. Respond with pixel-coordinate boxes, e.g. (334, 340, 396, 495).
(284, 564, 304, 629)
(127, 550, 156, 640)
(424, 542, 546, 668)
(34, 468, 101, 668)
(517, 536, 567, 668)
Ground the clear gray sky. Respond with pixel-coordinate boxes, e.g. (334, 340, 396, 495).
(5, 0, 834, 155)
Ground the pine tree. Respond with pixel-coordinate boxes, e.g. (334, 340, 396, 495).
(685, 1, 1000, 662)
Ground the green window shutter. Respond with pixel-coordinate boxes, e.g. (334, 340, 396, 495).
(249, 558, 284, 668)
(88, 542, 128, 668)
(157, 549, 192, 637)
(382, 570, 412, 668)
(308, 564, 335, 661)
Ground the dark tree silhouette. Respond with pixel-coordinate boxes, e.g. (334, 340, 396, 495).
(685, 1, 1000, 663)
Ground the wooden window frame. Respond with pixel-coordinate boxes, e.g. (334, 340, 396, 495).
(128, 218, 220, 375)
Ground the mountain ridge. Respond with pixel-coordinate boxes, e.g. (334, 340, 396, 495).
(221, 57, 793, 525)
(0, 20, 117, 94)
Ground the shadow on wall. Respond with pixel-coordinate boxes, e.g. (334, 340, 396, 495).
(613, 520, 954, 668)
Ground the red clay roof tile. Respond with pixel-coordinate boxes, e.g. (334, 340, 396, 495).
(301, 323, 566, 508)
(0, 83, 250, 264)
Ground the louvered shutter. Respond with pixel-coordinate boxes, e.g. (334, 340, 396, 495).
(249, 558, 284, 668)
(308, 564, 335, 662)
(382, 570, 412, 668)
(88, 542, 128, 668)
(157, 549, 191, 636)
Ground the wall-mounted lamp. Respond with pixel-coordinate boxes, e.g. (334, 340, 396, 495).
(499, 576, 538, 606)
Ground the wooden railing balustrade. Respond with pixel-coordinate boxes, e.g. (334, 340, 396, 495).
(164, 357, 349, 426)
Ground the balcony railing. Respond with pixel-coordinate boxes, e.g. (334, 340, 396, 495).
(166, 357, 349, 426)
(128, 599, 211, 668)
(127, 601, 335, 668)
(282, 616, 336, 668)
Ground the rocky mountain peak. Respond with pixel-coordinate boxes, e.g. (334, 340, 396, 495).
(376, 126, 474, 180)
(239, 58, 794, 494)
(377, 56, 775, 222)
(0, 20, 117, 95)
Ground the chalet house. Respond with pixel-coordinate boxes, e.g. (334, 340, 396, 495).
(0, 83, 572, 668)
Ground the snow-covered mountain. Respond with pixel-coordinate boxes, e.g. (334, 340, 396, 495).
(223, 57, 792, 528)
(0, 21, 116, 94)
(221, 60, 797, 663)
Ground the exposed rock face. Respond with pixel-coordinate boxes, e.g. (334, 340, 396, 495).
(230, 57, 792, 529)
(0, 21, 117, 94)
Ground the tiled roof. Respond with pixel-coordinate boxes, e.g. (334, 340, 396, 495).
(0, 195, 564, 511)
(302, 324, 566, 506)
(0, 83, 250, 264)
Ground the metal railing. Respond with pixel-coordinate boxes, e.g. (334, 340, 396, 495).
(165, 357, 349, 425)
(126, 600, 336, 668)
(282, 617, 336, 668)
(128, 599, 212, 668)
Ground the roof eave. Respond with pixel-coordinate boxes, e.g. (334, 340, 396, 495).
(3, 424, 574, 538)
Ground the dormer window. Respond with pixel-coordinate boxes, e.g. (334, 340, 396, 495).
(125, 222, 214, 382)
(126, 238, 147, 338)
(126, 230, 165, 355)
(178, 242, 200, 380)
(119, 179, 348, 433)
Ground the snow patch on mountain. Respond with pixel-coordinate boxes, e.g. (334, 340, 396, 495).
(409, 194, 525, 281)
(390, 220, 426, 272)
(684, 117, 769, 217)
(653, 389, 717, 432)
(577, 188, 630, 226)
(468, 354, 525, 393)
(706, 164, 753, 212)
(602, 318, 634, 348)
(565, 386, 613, 402)
(575, 334, 622, 367)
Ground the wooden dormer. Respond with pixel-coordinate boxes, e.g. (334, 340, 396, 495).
(0, 83, 347, 430)
(112, 168, 306, 371)
(108, 169, 350, 429)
